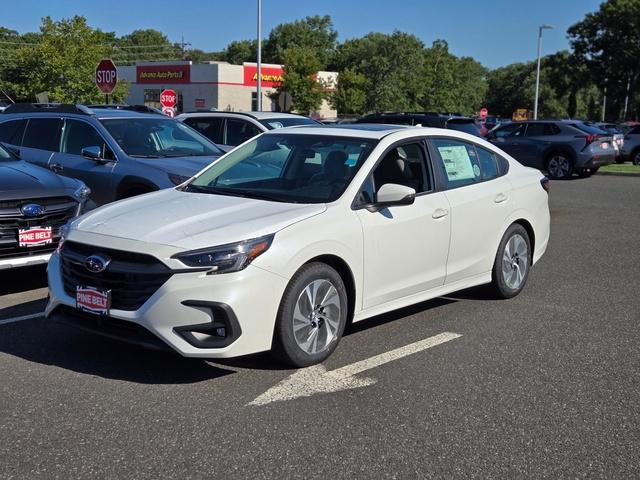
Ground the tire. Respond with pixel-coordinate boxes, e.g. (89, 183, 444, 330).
(546, 153, 574, 179)
(488, 224, 532, 299)
(632, 149, 640, 166)
(577, 169, 593, 178)
(273, 262, 348, 367)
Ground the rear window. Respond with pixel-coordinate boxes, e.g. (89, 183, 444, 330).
(23, 118, 62, 151)
(446, 120, 481, 136)
(570, 123, 607, 135)
(0, 119, 27, 145)
(259, 117, 319, 129)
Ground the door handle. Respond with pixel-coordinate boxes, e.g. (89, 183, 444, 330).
(50, 163, 63, 173)
(494, 193, 508, 204)
(432, 208, 449, 219)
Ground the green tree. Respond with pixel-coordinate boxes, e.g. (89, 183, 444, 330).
(223, 39, 257, 65)
(0, 16, 128, 103)
(263, 15, 337, 68)
(568, 0, 640, 120)
(330, 68, 368, 114)
(115, 28, 179, 64)
(275, 47, 326, 114)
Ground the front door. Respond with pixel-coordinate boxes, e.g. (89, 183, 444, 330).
(355, 140, 451, 309)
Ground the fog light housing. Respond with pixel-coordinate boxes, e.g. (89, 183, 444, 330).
(174, 301, 242, 348)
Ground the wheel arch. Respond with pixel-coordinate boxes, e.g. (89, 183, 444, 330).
(116, 176, 158, 199)
(303, 254, 357, 324)
(512, 219, 536, 265)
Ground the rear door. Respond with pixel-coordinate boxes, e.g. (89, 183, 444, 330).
(489, 123, 526, 160)
(515, 122, 554, 168)
(20, 117, 62, 168)
(429, 137, 513, 284)
(50, 119, 118, 205)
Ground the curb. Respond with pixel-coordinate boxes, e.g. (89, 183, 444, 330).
(596, 171, 640, 177)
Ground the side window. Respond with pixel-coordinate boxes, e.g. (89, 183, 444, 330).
(544, 123, 560, 135)
(497, 154, 510, 176)
(475, 146, 499, 180)
(61, 120, 106, 155)
(184, 117, 223, 144)
(494, 123, 525, 138)
(371, 142, 430, 195)
(432, 138, 481, 189)
(22, 118, 62, 151)
(0, 119, 27, 145)
(524, 123, 546, 137)
(225, 119, 261, 146)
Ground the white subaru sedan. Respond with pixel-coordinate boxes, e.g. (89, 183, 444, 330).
(46, 125, 550, 367)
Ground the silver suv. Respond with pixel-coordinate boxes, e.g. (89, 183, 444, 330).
(177, 111, 319, 152)
(0, 104, 223, 205)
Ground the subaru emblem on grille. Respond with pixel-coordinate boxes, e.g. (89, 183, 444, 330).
(21, 203, 44, 217)
(85, 255, 111, 273)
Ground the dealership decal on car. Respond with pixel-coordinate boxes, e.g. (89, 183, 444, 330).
(76, 286, 111, 316)
(18, 227, 52, 247)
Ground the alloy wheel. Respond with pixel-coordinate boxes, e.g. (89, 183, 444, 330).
(501, 233, 529, 290)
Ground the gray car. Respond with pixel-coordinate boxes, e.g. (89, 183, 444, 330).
(487, 120, 615, 179)
(620, 124, 640, 165)
(0, 104, 223, 205)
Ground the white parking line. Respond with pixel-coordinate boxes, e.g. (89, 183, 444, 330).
(0, 312, 44, 326)
(249, 331, 462, 406)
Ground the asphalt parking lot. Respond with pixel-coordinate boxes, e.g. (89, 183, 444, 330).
(1, 174, 639, 479)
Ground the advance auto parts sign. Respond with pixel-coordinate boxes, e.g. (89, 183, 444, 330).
(136, 65, 190, 84)
(243, 65, 284, 88)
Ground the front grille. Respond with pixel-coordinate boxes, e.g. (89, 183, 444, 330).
(0, 196, 78, 259)
(60, 241, 173, 311)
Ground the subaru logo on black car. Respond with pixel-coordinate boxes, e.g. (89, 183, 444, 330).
(84, 255, 110, 273)
(21, 203, 44, 217)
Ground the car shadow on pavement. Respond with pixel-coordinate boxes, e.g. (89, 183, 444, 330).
(0, 318, 234, 384)
(0, 265, 48, 295)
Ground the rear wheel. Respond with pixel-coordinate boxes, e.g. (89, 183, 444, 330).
(273, 263, 348, 367)
(546, 153, 573, 179)
(489, 224, 531, 299)
(632, 149, 640, 166)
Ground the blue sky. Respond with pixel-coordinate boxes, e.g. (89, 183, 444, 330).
(3, 0, 602, 68)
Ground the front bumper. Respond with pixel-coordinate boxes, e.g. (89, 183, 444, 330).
(0, 252, 51, 270)
(46, 252, 288, 358)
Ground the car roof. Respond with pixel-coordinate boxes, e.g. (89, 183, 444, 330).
(178, 111, 310, 120)
(261, 124, 415, 139)
(1, 109, 163, 120)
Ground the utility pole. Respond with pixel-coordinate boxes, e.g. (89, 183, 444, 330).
(533, 24, 553, 120)
(602, 79, 608, 122)
(180, 35, 191, 60)
(256, 0, 262, 111)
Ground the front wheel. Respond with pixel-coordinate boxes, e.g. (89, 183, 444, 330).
(273, 263, 348, 367)
(632, 150, 640, 166)
(546, 154, 573, 179)
(489, 224, 532, 299)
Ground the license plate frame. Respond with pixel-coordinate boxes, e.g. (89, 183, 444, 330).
(18, 226, 53, 247)
(76, 286, 111, 316)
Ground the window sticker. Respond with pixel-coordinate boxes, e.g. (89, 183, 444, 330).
(473, 164, 481, 177)
(437, 145, 475, 181)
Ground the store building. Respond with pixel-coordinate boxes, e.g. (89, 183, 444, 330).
(117, 61, 337, 118)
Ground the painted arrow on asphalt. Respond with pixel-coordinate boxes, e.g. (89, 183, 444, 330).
(248, 331, 462, 406)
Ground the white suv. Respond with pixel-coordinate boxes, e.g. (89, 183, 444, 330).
(176, 111, 319, 152)
(46, 125, 550, 367)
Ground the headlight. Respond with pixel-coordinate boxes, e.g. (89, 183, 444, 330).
(73, 183, 91, 200)
(173, 234, 274, 273)
(56, 222, 72, 253)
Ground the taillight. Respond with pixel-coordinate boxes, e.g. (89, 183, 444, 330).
(577, 134, 601, 149)
(540, 176, 550, 193)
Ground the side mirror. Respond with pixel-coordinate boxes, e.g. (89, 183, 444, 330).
(367, 183, 415, 211)
(81, 146, 105, 162)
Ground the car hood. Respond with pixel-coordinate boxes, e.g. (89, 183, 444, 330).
(74, 188, 326, 251)
(133, 154, 221, 177)
(0, 160, 79, 199)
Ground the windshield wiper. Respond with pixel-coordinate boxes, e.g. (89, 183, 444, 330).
(184, 184, 286, 202)
(130, 154, 162, 158)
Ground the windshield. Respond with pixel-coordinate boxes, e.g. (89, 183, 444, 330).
(0, 143, 13, 161)
(259, 117, 319, 130)
(186, 133, 377, 203)
(100, 118, 224, 158)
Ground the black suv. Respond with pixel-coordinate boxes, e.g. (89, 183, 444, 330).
(354, 112, 482, 136)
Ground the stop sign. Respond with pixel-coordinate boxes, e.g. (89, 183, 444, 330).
(95, 59, 117, 94)
(160, 89, 177, 108)
(479, 107, 488, 119)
